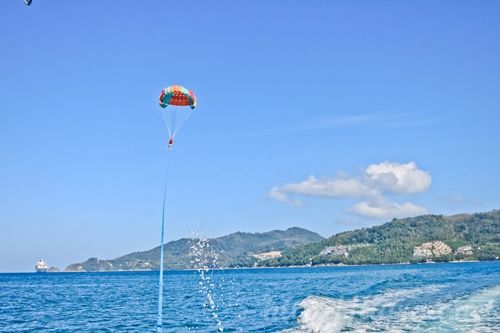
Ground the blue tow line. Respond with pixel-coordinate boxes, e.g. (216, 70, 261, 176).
(157, 156, 170, 332)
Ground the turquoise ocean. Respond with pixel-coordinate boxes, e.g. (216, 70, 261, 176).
(1, 262, 499, 332)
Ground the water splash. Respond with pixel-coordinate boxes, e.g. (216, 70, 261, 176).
(190, 234, 224, 332)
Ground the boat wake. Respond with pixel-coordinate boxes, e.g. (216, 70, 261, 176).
(281, 284, 500, 333)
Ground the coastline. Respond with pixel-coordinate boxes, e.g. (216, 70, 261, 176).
(1, 259, 492, 274)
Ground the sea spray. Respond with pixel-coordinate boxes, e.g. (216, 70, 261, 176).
(190, 235, 224, 332)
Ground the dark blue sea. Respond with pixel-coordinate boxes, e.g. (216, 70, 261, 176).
(0, 262, 499, 332)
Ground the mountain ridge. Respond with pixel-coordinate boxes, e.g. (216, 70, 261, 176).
(65, 210, 499, 271)
(65, 227, 324, 271)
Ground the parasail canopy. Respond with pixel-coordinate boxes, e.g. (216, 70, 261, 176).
(158, 85, 197, 149)
(159, 85, 197, 109)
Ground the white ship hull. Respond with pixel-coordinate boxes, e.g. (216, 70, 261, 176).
(35, 260, 48, 273)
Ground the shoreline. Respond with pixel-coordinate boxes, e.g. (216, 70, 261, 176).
(2, 259, 495, 274)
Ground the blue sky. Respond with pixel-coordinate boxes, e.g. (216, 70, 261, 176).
(1, 1, 499, 272)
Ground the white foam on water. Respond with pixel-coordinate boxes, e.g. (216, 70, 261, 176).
(437, 285, 500, 333)
(281, 285, 500, 333)
(283, 296, 350, 333)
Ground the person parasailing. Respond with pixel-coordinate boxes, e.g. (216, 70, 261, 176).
(158, 85, 196, 150)
(156, 84, 197, 333)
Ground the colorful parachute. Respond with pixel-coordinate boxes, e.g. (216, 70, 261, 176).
(158, 85, 197, 149)
(159, 85, 197, 109)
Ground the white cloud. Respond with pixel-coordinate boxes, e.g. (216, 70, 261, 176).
(269, 187, 303, 207)
(365, 161, 431, 194)
(268, 176, 371, 207)
(276, 176, 370, 198)
(350, 199, 428, 219)
(269, 161, 432, 219)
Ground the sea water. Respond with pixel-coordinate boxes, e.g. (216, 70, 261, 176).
(0, 262, 498, 332)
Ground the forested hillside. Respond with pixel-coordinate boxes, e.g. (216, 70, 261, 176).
(261, 210, 500, 267)
(66, 211, 499, 271)
(65, 227, 324, 271)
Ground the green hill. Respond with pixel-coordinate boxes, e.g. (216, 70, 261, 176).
(65, 210, 499, 271)
(65, 227, 324, 271)
(260, 210, 500, 267)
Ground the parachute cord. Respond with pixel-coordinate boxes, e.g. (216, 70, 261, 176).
(170, 109, 177, 139)
(172, 109, 193, 138)
(157, 152, 171, 333)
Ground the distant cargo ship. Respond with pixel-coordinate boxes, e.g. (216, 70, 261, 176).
(35, 260, 48, 273)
